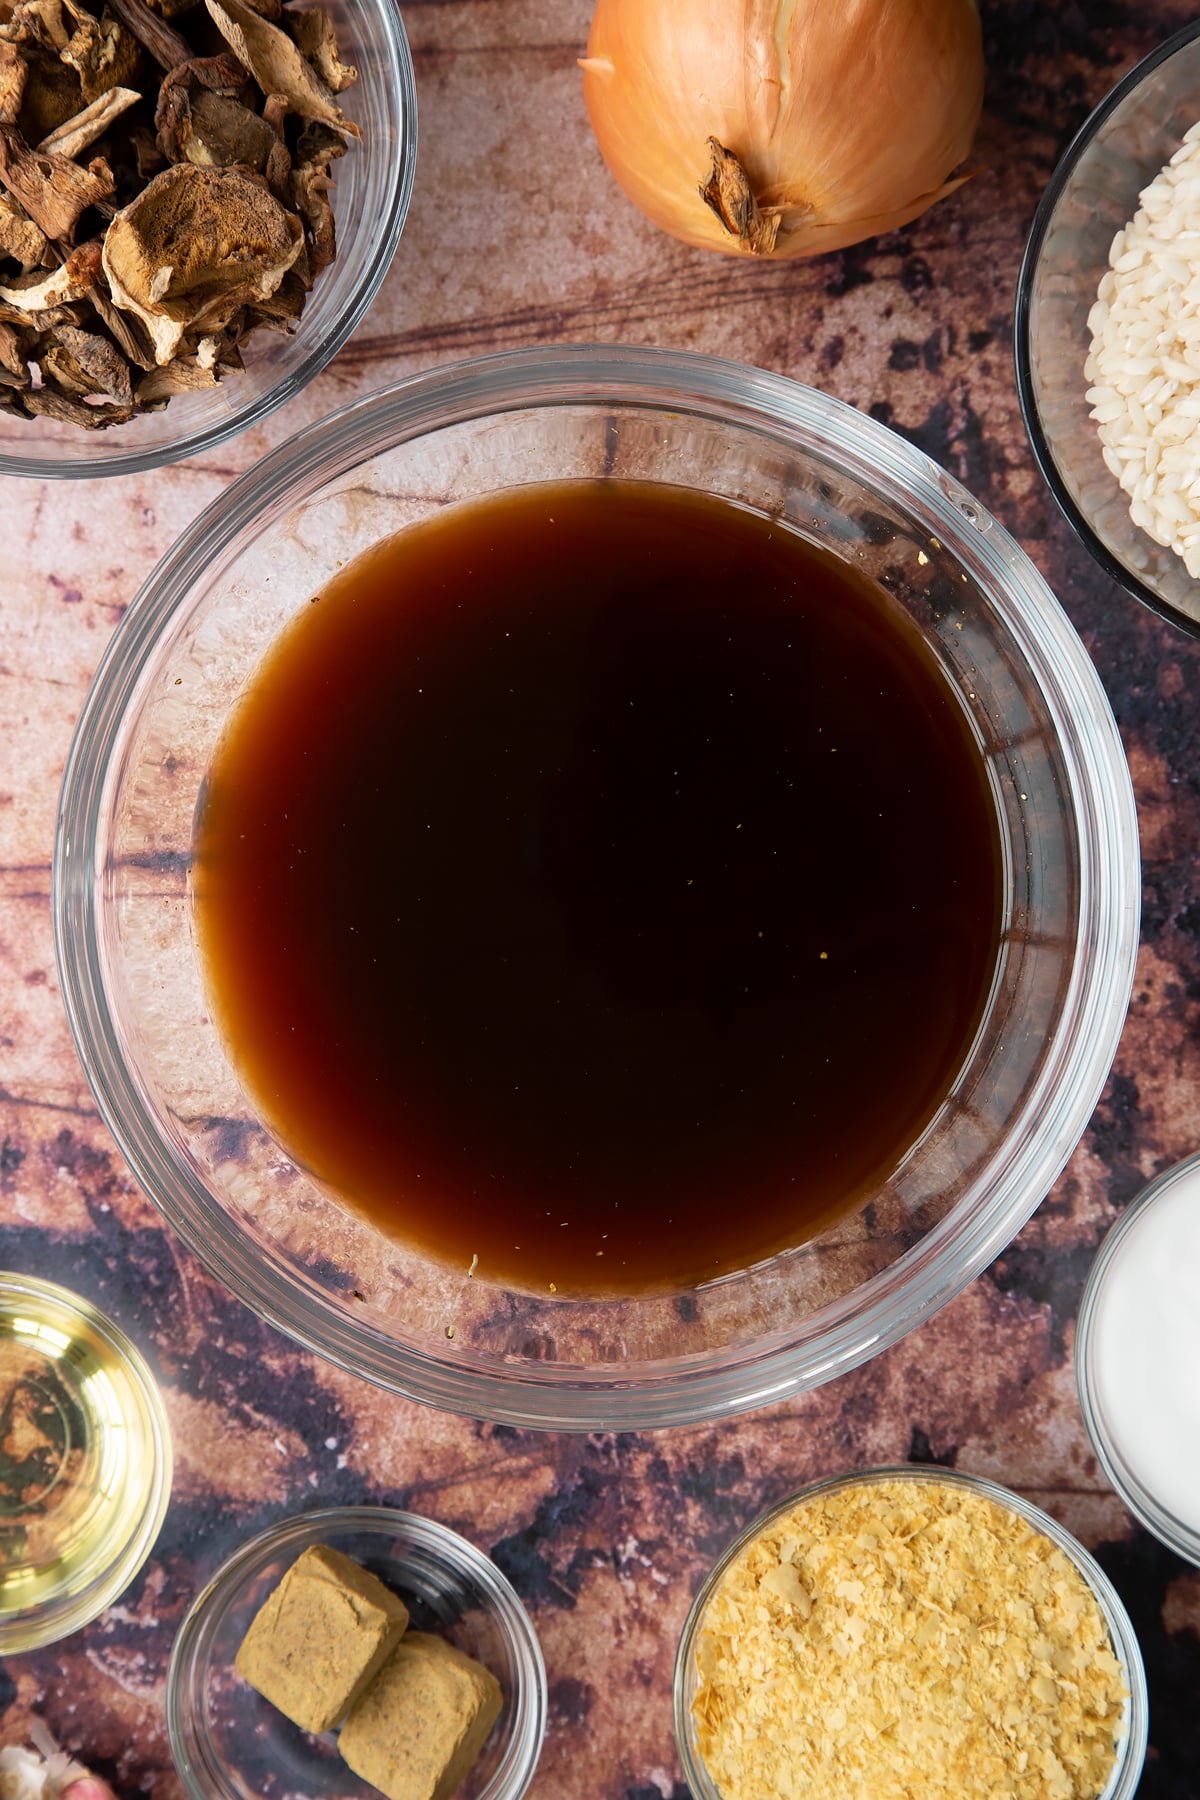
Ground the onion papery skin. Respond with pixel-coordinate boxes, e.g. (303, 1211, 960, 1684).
(581, 0, 984, 259)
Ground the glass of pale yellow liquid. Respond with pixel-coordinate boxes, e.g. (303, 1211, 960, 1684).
(0, 1272, 172, 1651)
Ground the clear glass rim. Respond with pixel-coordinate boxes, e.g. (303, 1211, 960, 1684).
(0, 1271, 173, 1652)
(672, 1463, 1149, 1800)
(53, 344, 1141, 1429)
(1076, 1151, 1200, 1566)
(0, 0, 418, 482)
(165, 1503, 548, 1800)
(1013, 15, 1200, 641)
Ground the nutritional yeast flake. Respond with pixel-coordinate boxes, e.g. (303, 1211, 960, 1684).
(692, 1477, 1127, 1800)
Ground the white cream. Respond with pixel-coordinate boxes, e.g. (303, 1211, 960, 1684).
(1087, 1162, 1200, 1539)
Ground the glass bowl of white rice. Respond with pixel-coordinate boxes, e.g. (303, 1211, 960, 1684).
(1016, 19, 1200, 637)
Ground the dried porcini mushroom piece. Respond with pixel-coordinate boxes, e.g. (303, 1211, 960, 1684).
(260, 85, 283, 135)
(158, 49, 253, 102)
(133, 346, 213, 401)
(0, 121, 113, 236)
(21, 380, 131, 422)
(103, 160, 302, 362)
(149, 0, 202, 22)
(0, 234, 99, 307)
(8, 42, 83, 142)
(0, 40, 29, 121)
(174, 87, 277, 169)
(240, 260, 300, 327)
(59, 0, 142, 103)
(128, 120, 162, 176)
(289, 153, 331, 275)
(0, 0, 361, 430)
(294, 114, 343, 169)
(10, 0, 71, 53)
(0, 186, 46, 260)
(288, 115, 339, 275)
(52, 317, 131, 396)
(36, 79, 137, 155)
(99, 0, 187, 70)
(153, 51, 254, 161)
(86, 276, 154, 362)
(262, 130, 287, 197)
(205, 0, 358, 136)
(285, 10, 353, 94)
(43, 337, 97, 390)
(0, 314, 30, 378)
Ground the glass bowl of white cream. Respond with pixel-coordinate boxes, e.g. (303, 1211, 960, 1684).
(1077, 1152, 1200, 1565)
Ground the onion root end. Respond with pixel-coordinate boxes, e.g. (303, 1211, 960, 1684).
(698, 137, 780, 255)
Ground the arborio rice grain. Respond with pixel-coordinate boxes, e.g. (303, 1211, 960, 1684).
(1086, 121, 1200, 578)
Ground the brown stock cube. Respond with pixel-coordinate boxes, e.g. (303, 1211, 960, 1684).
(235, 1543, 410, 1734)
(339, 1631, 503, 1800)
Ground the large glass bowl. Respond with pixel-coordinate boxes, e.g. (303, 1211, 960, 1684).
(53, 345, 1140, 1430)
(1015, 20, 1200, 637)
(0, 0, 416, 480)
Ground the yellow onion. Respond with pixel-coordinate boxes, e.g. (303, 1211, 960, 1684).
(580, 0, 984, 259)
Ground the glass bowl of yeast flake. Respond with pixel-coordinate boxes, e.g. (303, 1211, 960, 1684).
(0, 0, 416, 479)
(675, 1467, 1148, 1800)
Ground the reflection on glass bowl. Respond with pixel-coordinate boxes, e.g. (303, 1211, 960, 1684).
(54, 344, 1140, 1430)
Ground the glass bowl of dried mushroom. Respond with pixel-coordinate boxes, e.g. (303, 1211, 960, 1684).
(674, 1466, 1148, 1800)
(1016, 18, 1200, 638)
(54, 344, 1140, 1431)
(0, 0, 415, 476)
(166, 1505, 547, 1800)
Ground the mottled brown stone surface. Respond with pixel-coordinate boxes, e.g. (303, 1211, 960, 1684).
(2, 2, 1200, 1796)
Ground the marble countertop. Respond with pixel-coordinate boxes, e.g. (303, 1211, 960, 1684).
(2, 1, 1200, 1795)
